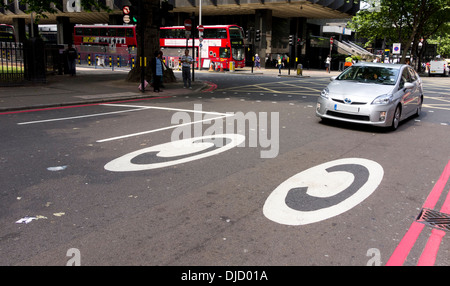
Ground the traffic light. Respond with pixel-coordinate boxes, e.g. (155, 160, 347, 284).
(289, 35, 294, 45)
(297, 37, 302, 45)
(255, 29, 261, 42)
(123, 5, 139, 24)
(245, 30, 250, 41)
(129, 5, 138, 24)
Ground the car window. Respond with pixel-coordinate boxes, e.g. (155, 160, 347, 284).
(408, 67, 418, 81)
(336, 66, 399, 85)
(399, 68, 412, 88)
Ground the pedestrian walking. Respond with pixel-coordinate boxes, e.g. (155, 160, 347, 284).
(159, 51, 166, 88)
(66, 44, 77, 76)
(277, 55, 284, 74)
(344, 55, 353, 69)
(180, 49, 193, 88)
(254, 53, 261, 70)
(325, 56, 331, 73)
(151, 50, 164, 92)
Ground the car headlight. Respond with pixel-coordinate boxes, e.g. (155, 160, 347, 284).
(372, 94, 393, 105)
(320, 88, 329, 99)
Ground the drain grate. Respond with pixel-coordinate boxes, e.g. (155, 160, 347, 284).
(416, 208, 450, 232)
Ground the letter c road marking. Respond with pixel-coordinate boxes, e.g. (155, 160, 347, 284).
(104, 134, 245, 172)
(263, 158, 384, 226)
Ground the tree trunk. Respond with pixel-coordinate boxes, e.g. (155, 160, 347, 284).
(126, 0, 176, 83)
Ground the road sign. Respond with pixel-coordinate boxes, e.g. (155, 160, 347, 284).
(393, 43, 401, 54)
(122, 5, 130, 14)
(198, 25, 204, 32)
(123, 15, 130, 24)
(184, 19, 192, 31)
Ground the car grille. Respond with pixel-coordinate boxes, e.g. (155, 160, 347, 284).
(332, 99, 366, 105)
(326, 110, 370, 121)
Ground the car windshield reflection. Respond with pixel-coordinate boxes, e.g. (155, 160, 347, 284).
(336, 66, 399, 85)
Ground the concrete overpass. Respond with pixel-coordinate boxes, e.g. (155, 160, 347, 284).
(1, 0, 360, 68)
(1, 0, 358, 25)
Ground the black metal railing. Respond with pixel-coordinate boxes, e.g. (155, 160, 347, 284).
(0, 39, 66, 86)
(0, 41, 25, 86)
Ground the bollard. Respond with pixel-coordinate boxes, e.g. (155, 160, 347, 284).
(229, 61, 235, 72)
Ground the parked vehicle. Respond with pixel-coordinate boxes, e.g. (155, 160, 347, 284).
(316, 62, 423, 131)
(429, 58, 449, 77)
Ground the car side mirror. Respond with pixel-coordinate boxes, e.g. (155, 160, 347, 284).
(330, 76, 337, 81)
(404, 82, 414, 89)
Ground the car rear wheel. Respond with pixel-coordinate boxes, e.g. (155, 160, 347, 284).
(391, 106, 401, 131)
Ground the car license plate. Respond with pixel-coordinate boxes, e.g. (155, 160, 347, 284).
(334, 103, 359, 113)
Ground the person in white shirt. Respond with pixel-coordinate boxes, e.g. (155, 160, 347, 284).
(325, 56, 331, 73)
(180, 49, 193, 88)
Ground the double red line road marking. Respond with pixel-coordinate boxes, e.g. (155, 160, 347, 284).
(387, 159, 450, 266)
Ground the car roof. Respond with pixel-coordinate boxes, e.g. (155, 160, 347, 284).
(352, 62, 405, 69)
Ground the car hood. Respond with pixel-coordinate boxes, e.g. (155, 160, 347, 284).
(327, 80, 395, 103)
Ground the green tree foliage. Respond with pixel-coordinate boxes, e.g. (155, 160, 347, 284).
(428, 22, 450, 57)
(348, 0, 450, 64)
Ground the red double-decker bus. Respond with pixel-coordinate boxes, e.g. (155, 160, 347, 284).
(0, 24, 16, 42)
(159, 25, 246, 70)
(73, 25, 138, 66)
(73, 25, 137, 48)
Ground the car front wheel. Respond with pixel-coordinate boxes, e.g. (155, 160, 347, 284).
(391, 106, 401, 131)
(415, 96, 423, 117)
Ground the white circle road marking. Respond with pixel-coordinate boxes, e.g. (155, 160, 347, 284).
(104, 134, 245, 172)
(263, 158, 384, 226)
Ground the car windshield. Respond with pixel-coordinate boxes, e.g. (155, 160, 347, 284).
(336, 66, 399, 85)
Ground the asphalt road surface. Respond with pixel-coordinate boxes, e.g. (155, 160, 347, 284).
(1, 71, 449, 270)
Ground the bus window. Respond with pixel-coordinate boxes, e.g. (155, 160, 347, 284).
(99, 28, 107, 36)
(117, 28, 125, 37)
(229, 27, 243, 39)
(126, 28, 134, 38)
(204, 28, 227, 39)
(231, 46, 244, 61)
(75, 27, 83, 36)
(108, 28, 116, 37)
(219, 47, 230, 58)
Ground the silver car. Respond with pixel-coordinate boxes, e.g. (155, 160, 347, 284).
(316, 62, 423, 130)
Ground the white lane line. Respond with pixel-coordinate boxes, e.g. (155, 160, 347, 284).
(102, 103, 229, 116)
(96, 114, 233, 143)
(17, 106, 148, 125)
(17, 104, 229, 126)
(97, 104, 233, 143)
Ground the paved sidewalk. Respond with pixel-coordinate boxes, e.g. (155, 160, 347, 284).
(0, 66, 208, 113)
(0, 65, 339, 113)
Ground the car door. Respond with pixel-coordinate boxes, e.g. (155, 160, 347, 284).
(397, 67, 413, 117)
(407, 67, 422, 113)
